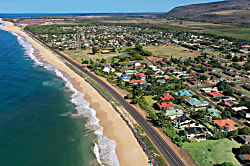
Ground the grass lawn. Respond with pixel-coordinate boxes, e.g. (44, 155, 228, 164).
(144, 96, 157, 107)
(184, 138, 241, 166)
(236, 87, 250, 96)
(145, 45, 197, 58)
(64, 49, 127, 63)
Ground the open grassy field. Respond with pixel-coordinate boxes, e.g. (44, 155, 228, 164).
(144, 96, 157, 107)
(184, 138, 241, 166)
(145, 45, 197, 58)
(64, 49, 127, 63)
(169, 20, 250, 42)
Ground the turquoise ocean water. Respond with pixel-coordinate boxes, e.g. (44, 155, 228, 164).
(0, 26, 119, 166)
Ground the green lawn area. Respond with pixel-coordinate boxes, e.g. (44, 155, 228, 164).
(184, 138, 241, 166)
(236, 86, 250, 96)
(205, 27, 250, 42)
(144, 96, 157, 107)
(145, 45, 196, 58)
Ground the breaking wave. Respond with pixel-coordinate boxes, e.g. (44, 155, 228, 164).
(6, 29, 119, 166)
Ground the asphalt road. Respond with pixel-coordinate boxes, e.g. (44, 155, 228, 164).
(25, 30, 186, 166)
(56, 49, 185, 166)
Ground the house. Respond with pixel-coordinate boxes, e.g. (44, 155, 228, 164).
(243, 84, 250, 91)
(213, 118, 238, 131)
(210, 72, 225, 79)
(160, 93, 175, 101)
(215, 96, 236, 102)
(232, 106, 248, 112)
(188, 98, 209, 107)
(128, 80, 145, 85)
(140, 82, 151, 88)
(174, 116, 195, 128)
(115, 72, 122, 77)
(238, 154, 250, 164)
(246, 113, 250, 119)
(134, 62, 141, 67)
(136, 73, 146, 80)
(120, 74, 131, 82)
(175, 90, 192, 97)
(157, 101, 175, 110)
(237, 135, 250, 144)
(225, 101, 239, 106)
(207, 108, 220, 117)
(150, 74, 162, 78)
(209, 91, 223, 97)
(121, 62, 133, 67)
(103, 67, 115, 73)
(188, 78, 201, 85)
(163, 75, 170, 79)
(224, 71, 239, 77)
(125, 70, 138, 75)
(165, 108, 184, 119)
(201, 87, 218, 93)
(157, 79, 166, 84)
(184, 127, 207, 140)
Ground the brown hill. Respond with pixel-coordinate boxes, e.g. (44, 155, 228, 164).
(166, 0, 250, 26)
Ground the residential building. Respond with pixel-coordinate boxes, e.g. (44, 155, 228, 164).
(160, 93, 175, 101)
(157, 101, 175, 110)
(188, 98, 209, 107)
(120, 74, 131, 81)
(175, 90, 192, 97)
(184, 127, 207, 140)
(237, 135, 250, 144)
(213, 118, 238, 131)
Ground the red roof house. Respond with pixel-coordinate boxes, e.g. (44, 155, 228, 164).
(225, 101, 239, 106)
(136, 73, 146, 78)
(160, 93, 175, 101)
(164, 75, 170, 79)
(128, 80, 145, 85)
(213, 118, 238, 131)
(150, 74, 162, 78)
(188, 78, 198, 82)
(157, 102, 175, 110)
(209, 91, 223, 97)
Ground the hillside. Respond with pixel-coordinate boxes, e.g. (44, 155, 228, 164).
(166, 0, 250, 26)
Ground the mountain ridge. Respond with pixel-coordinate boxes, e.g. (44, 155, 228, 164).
(166, 0, 250, 26)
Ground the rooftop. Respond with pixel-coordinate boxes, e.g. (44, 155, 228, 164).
(160, 93, 175, 101)
(213, 118, 237, 130)
(157, 101, 175, 108)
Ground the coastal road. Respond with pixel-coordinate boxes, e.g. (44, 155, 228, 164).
(24, 30, 186, 166)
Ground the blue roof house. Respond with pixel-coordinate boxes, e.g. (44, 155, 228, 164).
(175, 90, 192, 97)
(207, 108, 220, 117)
(189, 98, 209, 107)
(120, 74, 131, 82)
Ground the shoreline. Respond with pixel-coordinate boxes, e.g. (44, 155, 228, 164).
(0, 19, 148, 166)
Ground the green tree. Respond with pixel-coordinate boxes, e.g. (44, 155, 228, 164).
(135, 44, 143, 52)
(240, 145, 250, 154)
(220, 162, 234, 166)
(92, 47, 98, 54)
(232, 56, 239, 62)
(100, 58, 107, 63)
(221, 110, 232, 119)
(82, 60, 89, 64)
(239, 127, 250, 135)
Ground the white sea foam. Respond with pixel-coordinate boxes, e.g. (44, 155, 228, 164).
(11, 31, 120, 166)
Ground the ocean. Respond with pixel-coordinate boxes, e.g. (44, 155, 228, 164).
(0, 24, 119, 165)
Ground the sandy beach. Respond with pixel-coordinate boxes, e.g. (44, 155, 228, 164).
(0, 19, 148, 166)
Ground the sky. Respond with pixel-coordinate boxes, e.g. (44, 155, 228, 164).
(1, 0, 224, 13)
